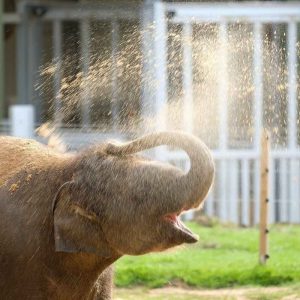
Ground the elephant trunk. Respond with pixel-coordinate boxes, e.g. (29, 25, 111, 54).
(106, 131, 214, 211)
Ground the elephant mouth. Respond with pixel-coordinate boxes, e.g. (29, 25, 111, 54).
(163, 213, 199, 244)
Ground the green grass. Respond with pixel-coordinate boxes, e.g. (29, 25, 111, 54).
(115, 223, 300, 289)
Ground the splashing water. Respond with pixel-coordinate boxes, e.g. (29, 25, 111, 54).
(36, 21, 300, 150)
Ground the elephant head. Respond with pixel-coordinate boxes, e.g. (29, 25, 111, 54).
(53, 131, 214, 257)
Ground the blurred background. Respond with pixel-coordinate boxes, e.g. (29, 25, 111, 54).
(1, 1, 300, 298)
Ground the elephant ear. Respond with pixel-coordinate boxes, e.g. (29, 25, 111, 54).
(53, 182, 114, 258)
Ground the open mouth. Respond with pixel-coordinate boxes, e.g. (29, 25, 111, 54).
(163, 211, 199, 244)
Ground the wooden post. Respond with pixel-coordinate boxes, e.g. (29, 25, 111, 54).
(259, 129, 270, 265)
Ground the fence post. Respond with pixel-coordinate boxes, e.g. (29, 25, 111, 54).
(10, 104, 35, 138)
(259, 129, 270, 265)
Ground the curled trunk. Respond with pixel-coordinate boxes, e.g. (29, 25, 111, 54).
(106, 131, 214, 210)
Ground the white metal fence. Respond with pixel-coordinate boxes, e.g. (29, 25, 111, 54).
(153, 2, 300, 225)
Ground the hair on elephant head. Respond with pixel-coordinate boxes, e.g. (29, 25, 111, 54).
(53, 131, 215, 257)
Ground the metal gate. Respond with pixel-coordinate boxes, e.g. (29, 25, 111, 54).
(152, 2, 300, 225)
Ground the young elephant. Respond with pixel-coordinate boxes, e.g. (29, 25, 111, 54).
(0, 131, 214, 299)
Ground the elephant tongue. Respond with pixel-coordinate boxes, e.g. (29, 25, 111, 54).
(165, 214, 178, 222)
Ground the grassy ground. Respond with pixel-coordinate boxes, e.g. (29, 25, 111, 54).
(115, 223, 300, 289)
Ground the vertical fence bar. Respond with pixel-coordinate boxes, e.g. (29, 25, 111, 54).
(27, 19, 34, 104)
(290, 159, 300, 222)
(279, 159, 289, 222)
(228, 160, 239, 223)
(28, 17, 42, 122)
(253, 22, 263, 224)
(154, 2, 167, 160)
(205, 189, 214, 217)
(254, 160, 261, 224)
(253, 24, 263, 135)
(218, 160, 228, 221)
(242, 159, 250, 225)
(218, 21, 228, 221)
(80, 18, 91, 127)
(141, 0, 155, 123)
(111, 20, 120, 131)
(182, 22, 194, 220)
(17, 2, 29, 105)
(154, 1, 167, 131)
(219, 22, 228, 149)
(53, 20, 63, 125)
(182, 22, 193, 133)
(288, 21, 297, 150)
(287, 21, 300, 223)
(0, 0, 4, 120)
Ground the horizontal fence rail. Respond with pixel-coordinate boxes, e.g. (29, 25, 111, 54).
(167, 2, 300, 23)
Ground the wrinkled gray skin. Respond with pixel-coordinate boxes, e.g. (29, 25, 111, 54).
(0, 131, 214, 299)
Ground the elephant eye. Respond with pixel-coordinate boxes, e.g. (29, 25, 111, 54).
(129, 195, 140, 204)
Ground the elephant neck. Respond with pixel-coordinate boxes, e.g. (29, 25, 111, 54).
(58, 252, 120, 273)
(45, 253, 120, 299)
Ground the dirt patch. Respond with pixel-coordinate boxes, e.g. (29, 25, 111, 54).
(149, 286, 294, 299)
(115, 286, 300, 300)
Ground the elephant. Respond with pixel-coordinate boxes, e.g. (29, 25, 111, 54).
(0, 131, 214, 299)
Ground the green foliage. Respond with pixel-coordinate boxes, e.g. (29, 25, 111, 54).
(115, 223, 300, 289)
